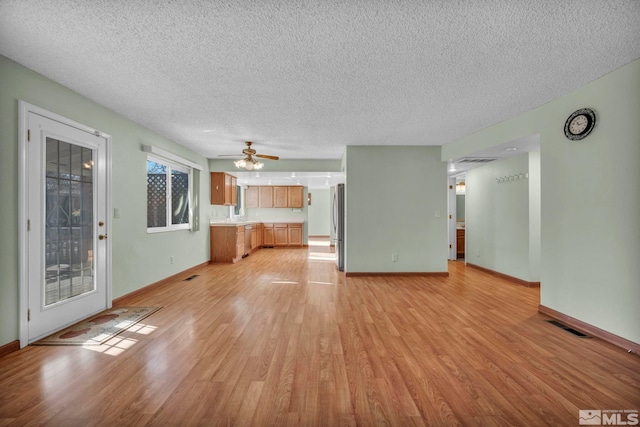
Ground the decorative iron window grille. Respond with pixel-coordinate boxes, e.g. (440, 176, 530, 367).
(147, 157, 191, 232)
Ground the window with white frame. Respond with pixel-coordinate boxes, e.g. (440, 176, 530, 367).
(147, 155, 192, 232)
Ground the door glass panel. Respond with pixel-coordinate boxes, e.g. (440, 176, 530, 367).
(46, 139, 59, 178)
(45, 137, 95, 306)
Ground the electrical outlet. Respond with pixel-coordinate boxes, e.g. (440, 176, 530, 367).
(392, 253, 398, 262)
(170, 256, 174, 264)
(475, 249, 480, 257)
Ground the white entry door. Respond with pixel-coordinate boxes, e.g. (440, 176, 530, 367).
(25, 109, 110, 343)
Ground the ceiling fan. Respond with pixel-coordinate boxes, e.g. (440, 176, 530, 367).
(218, 141, 279, 170)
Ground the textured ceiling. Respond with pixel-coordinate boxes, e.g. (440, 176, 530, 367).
(1, 1, 639, 160)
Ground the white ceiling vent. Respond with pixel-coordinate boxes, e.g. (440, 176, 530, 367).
(456, 157, 499, 164)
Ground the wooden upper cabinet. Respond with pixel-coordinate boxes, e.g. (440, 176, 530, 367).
(245, 186, 259, 208)
(224, 174, 232, 204)
(259, 186, 273, 208)
(231, 176, 237, 206)
(287, 186, 304, 208)
(274, 186, 288, 208)
(247, 185, 306, 209)
(211, 172, 237, 206)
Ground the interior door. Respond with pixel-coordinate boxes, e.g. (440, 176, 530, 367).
(26, 111, 109, 342)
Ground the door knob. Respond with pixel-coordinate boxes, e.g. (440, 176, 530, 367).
(99, 234, 108, 240)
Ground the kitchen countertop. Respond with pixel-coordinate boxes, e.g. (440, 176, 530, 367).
(209, 218, 305, 226)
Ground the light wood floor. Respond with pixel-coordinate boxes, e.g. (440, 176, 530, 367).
(1, 242, 638, 426)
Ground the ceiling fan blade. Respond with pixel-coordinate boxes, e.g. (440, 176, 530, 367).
(255, 154, 279, 160)
(218, 154, 244, 157)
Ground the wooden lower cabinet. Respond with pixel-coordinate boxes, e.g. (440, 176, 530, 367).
(262, 224, 274, 246)
(251, 227, 257, 250)
(210, 225, 245, 263)
(456, 229, 465, 258)
(264, 223, 303, 247)
(212, 223, 303, 262)
(274, 224, 288, 246)
(288, 224, 303, 247)
(256, 223, 263, 247)
(235, 227, 245, 261)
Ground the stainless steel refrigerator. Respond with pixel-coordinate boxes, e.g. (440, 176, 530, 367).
(333, 184, 345, 271)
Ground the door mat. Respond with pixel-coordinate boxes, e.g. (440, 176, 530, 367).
(33, 306, 162, 346)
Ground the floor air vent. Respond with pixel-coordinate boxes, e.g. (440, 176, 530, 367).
(546, 320, 591, 338)
(184, 275, 199, 281)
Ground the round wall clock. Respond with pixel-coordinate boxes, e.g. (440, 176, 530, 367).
(564, 108, 596, 140)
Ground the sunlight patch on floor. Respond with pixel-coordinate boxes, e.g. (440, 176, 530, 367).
(126, 322, 158, 335)
(83, 336, 138, 356)
(271, 280, 299, 285)
(81, 322, 157, 355)
(308, 252, 336, 262)
(308, 240, 332, 247)
(308, 280, 336, 286)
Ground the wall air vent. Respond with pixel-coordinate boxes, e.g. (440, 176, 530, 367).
(457, 157, 499, 164)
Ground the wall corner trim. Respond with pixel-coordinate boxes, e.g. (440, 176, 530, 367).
(538, 305, 640, 355)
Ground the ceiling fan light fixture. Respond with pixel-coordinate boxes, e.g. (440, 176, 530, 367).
(234, 157, 263, 171)
(228, 142, 276, 170)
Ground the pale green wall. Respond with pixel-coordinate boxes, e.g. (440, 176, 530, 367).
(308, 189, 331, 236)
(540, 60, 639, 343)
(443, 59, 640, 344)
(528, 152, 541, 282)
(0, 55, 210, 347)
(345, 146, 448, 273)
(466, 154, 539, 282)
(456, 195, 465, 221)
